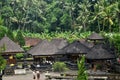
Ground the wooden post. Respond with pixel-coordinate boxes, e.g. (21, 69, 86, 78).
(93, 64, 97, 72)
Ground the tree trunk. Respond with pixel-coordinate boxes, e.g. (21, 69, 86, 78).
(93, 64, 97, 72)
(109, 25, 111, 32)
(102, 19, 105, 31)
(98, 19, 101, 32)
(83, 23, 86, 32)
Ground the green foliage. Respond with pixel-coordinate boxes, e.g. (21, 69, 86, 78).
(32, 21, 44, 33)
(0, 55, 6, 70)
(76, 56, 87, 80)
(1, 0, 120, 56)
(52, 62, 68, 72)
(22, 46, 31, 51)
(0, 16, 4, 25)
(60, 13, 72, 30)
(0, 0, 120, 32)
(15, 30, 25, 46)
(99, 32, 120, 57)
(14, 31, 91, 43)
(0, 25, 7, 39)
(6, 29, 15, 41)
(0, 46, 7, 70)
(105, 33, 120, 56)
(15, 53, 24, 59)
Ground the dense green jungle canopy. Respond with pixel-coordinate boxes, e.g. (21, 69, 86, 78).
(0, 0, 120, 33)
(0, 0, 120, 56)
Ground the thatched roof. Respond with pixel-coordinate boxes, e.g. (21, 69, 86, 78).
(80, 39, 94, 48)
(59, 40, 90, 55)
(86, 44, 116, 60)
(51, 38, 69, 49)
(0, 36, 24, 53)
(28, 38, 69, 56)
(87, 32, 104, 40)
(27, 40, 61, 56)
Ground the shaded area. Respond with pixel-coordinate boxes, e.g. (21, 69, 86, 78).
(59, 40, 90, 55)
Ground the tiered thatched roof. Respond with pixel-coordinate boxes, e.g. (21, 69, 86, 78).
(80, 39, 94, 48)
(87, 32, 104, 40)
(86, 44, 116, 60)
(0, 36, 24, 53)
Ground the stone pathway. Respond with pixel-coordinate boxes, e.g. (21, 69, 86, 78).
(3, 70, 61, 80)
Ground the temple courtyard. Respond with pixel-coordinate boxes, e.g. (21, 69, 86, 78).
(3, 70, 61, 80)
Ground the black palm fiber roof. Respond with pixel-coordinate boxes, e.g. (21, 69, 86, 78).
(86, 44, 116, 60)
(59, 40, 90, 54)
(80, 39, 94, 48)
(87, 32, 104, 40)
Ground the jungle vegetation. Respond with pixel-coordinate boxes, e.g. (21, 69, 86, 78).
(0, 0, 120, 33)
(0, 0, 120, 55)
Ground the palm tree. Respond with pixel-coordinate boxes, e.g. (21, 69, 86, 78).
(92, 0, 118, 32)
(76, 0, 91, 32)
(91, 1, 103, 32)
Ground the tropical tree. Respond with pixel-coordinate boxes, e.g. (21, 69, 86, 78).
(0, 25, 7, 39)
(117, 1, 120, 32)
(45, 0, 62, 31)
(25, 0, 47, 32)
(0, 16, 4, 25)
(110, 34, 120, 56)
(0, 16, 7, 39)
(92, 0, 118, 32)
(90, 0, 102, 32)
(15, 30, 25, 46)
(76, 0, 91, 32)
(76, 55, 87, 80)
(10, 0, 30, 30)
(61, 1, 76, 30)
(1, 3, 13, 28)
(60, 13, 72, 31)
(0, 0, 120, 33)
(6, 29, 14, 41)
